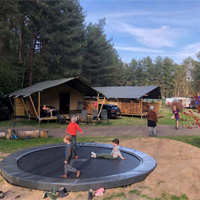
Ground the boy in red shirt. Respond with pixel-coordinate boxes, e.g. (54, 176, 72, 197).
(66, 116, 83, 147)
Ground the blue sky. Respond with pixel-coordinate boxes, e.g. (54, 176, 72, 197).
(80, 0, 200, 64)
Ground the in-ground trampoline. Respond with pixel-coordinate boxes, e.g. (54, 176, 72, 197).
(0, 143, 156, 191)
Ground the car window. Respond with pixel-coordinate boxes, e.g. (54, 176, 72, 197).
(111, 106, 119, 110)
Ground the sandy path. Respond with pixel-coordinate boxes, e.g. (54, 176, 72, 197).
(1, 138, 200, 200)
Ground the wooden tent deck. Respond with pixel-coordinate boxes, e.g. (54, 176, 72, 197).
(31, 114, 71, 123)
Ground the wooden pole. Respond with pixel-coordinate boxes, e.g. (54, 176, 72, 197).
(21, 97, 29, 116)
(97, 93, 99, 111)
(29, 95, 39, 119)
(117, 98, 120, 109)
(98, 97, 105, 117)
(38, 91, 40, 117)
(140, 98, 143, 118)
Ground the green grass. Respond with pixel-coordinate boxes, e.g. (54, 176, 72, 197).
(128, 189, 188, 200)
(0, 116, 146, 128)
(0, 107, 196, 128)
(1, 135, 200, 153)
(0, 137, 62, 153)
(103, 192, 126, 200)
(0, 119, 68, 128)
(0, 177, 4, 184)
(157, 107, 175, 125)
(170, 194, 188, 200)
(0, 136, 117, 153)
(161, 135, 200, 148)
(128, 189, 141, 195)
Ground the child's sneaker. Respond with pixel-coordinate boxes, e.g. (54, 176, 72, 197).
(91, 151, 96, 158)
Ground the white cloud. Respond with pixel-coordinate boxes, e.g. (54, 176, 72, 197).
(115, 46, 164, 53)
(105, 11, 154, 19)
(110, 23, 177, 48)
(175, 42, 200, 57)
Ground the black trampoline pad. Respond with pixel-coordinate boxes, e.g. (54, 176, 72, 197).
(0, 143, 156, 191)
(17, 146, 140, 179)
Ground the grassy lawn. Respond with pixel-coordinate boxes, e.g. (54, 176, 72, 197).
(0, 106, 192, 128)
(0, 135, 200, 154)
(162, 135, 200, 148)
(0, 136, 116, 153)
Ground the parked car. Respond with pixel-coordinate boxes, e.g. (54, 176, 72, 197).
(0, 103, 11, 120)
(100, 104, 121, 119)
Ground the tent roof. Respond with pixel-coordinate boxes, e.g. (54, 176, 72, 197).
(9, 78, 98, 97)
(93, 86, 161, 99)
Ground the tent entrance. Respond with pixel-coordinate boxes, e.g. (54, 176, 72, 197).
(59, 93, 70, 114)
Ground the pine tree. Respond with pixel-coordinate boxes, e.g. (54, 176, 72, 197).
(81, 18, 121, 86)
(192, 52, 200, 94)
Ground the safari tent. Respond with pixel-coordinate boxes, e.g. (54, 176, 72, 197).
(85, 86, 161, 117)
(8, 77, 98, 122)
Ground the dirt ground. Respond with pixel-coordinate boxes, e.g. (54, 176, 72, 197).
(1, 138, 200, 200)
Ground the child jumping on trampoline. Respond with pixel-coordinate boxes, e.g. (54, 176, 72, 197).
(91, 138, 126, 160)
(66, 116, 83, 146)
(61, 135, 80, 179)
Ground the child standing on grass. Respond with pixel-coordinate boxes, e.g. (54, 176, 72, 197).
(91, 138, 126, 160)
(66, 116, 83, 146)
(61, 135, 80, 179)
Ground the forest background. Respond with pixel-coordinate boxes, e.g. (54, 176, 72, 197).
(0, 0, 200, 99)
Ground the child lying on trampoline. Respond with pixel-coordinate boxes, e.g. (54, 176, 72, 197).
(91, 138, 126, 160)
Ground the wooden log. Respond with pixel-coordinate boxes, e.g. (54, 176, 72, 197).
(6, 129, 12, 139)
(40, 130, 48, 138)
(18, 130, 40, 139)
(0, 132, 6, 138)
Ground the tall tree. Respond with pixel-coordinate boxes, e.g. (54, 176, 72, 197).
(81, 19, 121, 86)
(192, 52, 200, 94)
(0, 0, 86, 95)
(124, 59, 137, 86)
(174, 64, 187, 97)
(0, 0, 22, 97)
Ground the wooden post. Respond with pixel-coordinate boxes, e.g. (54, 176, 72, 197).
(29, 95, 39, 119)
(38, 91, 40, 117)
(98, 97, 105, 117)
(8, 97, 14, 111)
(117, 98, 120, 109)
(21, 97, 29, 116)
(140, 98, 143, 118)
(97, 93, 99, 111)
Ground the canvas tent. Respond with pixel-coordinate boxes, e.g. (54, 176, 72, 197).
(84, 86, 161, 117)
(8, 77, 98, 121)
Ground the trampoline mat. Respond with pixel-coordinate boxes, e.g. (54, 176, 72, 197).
(17, 146, 141, 179)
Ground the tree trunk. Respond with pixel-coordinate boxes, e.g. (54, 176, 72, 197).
(29, 45, 33, 86)
(28, 34, 37, 86)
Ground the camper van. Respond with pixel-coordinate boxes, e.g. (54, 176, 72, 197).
(165, 97, 191, 108)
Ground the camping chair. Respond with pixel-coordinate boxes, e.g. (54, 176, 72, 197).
(79, 110, 88, 124)
(69, 110, 77, 118)
(101, 109, 109, 124)
(77, 102, 84, 113)
(90, 110, 101, 124)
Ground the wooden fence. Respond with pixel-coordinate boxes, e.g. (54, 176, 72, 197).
(84, 100, 160, 115)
